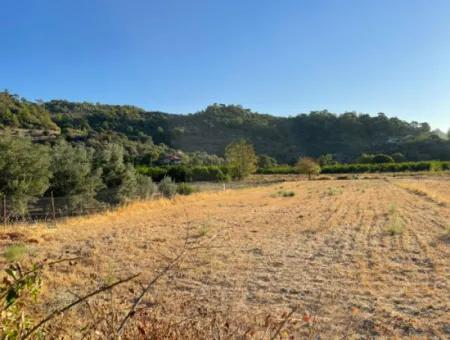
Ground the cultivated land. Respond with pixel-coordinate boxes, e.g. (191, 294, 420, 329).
(1, 177, 450, 338)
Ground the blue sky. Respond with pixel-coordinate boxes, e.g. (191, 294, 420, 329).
(1, 0, 450, 130)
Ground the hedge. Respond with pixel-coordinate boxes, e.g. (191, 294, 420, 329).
(257, 161, 450, 175)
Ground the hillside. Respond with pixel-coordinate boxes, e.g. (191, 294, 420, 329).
(0, 92, 59, 131)
(1, 91, 449, 162)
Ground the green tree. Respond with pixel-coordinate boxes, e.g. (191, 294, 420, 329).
(257, 154, 277, 169)
(0, 134, 51, 216)
(357, 153, 375, 164)
(296, 157, 321, 180)
(318, 154, 337, 166)
(225, 139, 257, 179)
(372, 154, 395, 164)
(49, 140, 103, 213)
(391, 152, 406, 163)
(94, 144, 138, 204)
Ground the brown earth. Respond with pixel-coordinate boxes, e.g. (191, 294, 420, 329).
(1, 178, 449, 338)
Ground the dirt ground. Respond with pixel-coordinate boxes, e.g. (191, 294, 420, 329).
(1, 177, 449, 338)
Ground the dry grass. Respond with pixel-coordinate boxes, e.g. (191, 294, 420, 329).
(1, 178, 450, 338)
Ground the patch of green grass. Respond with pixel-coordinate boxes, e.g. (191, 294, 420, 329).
(3, 244, 28, 262)
(198, 225, 209, 237)
(273, 190, 295, 197)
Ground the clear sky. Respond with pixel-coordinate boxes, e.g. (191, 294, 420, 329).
(1, 0, 450, 130)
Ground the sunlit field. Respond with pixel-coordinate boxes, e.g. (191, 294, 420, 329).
(1, 176, 449, 338)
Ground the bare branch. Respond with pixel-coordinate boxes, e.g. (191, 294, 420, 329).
(22, 272, 140, 339)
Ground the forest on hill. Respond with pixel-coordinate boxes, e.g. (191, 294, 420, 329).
(1, 91, 450, 163)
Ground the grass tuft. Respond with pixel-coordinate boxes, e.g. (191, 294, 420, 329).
(3, 244, 28, 262)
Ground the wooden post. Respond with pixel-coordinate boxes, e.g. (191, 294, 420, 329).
(3, 196, 6, 227)
(51, 191, 56, 221)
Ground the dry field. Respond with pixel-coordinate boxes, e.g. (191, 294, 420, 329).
(1, 177, 450, 338)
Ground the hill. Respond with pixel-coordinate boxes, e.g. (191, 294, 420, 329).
(1, 91, 449, 163)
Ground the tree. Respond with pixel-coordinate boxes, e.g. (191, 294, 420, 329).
(318, 154, 337, 166)
(372, 154, 395, 164)
(257, 154, 277, 169)
(0, 134, 51, 216)
(49, 140, 103, 213)
(357, 153, 375, 164)
(391, 152, 406, 163)
(296, 157, 321, 180)
(225, 139, 257, 180)
(94, 144, 138, 205)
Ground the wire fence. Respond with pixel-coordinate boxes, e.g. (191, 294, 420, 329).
(0, 178, 286, 225)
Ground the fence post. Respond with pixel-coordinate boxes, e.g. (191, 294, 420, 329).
(51, 191, 56, 221)
(3, 196, 6, 227)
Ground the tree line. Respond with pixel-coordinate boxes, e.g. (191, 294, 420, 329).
(2, 91, 450, 164)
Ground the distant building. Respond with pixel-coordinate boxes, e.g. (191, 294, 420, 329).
(160, 152, 184, 165)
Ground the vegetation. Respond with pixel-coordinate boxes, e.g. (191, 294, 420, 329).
(50, 140, 103, 212)
(296, 158, 321, 179)
(1, 179, 448, 338)
(225, 139, 257, 180)
(158, 177, 177, 198)
(0, 134, 51, 216)
(176, 183, 196, 195)
(4, 91, 450, 165)
(260, 160, 450, 175)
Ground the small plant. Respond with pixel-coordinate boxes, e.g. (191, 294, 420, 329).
(1, 262, 43, 338)
(325, 187, 341, 196)
(442, 223, 450, 241)
(198, 225, 209, 237)
(3, 244, 28, 262)
(386, 214, 403, 236)
(273, 190, 295, 197)
(176, 183, 196, 195)
(281, 191, 295, 197)
(158, 176, 177, 198)
(388, 203, 397, 216)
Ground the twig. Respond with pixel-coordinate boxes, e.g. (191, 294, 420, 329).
(270, 306, 298, 340)
(22, 273, 140, 339)
(0, 257, 82, 301)
(116, 246, 189, 334)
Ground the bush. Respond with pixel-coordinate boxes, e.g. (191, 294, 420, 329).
(136, 175, 157, 199)
(176, 183, 196, 195)
(158, 176, 177, 198)
(296, 157, 321, 179)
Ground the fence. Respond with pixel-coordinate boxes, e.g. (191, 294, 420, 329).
(1, 194, 103, 224)
(0, 178, 286, 225)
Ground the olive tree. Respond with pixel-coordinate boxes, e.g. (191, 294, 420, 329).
(0, 134, 51, 216)
(50, 140, 103, 213)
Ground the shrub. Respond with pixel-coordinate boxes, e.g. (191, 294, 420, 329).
(158, 177, 177, 198)
(136, 175, 157, 199)
(296, 157, 321, 179)
(176, 183, 196, 195)
(273, 190, 295, 197)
